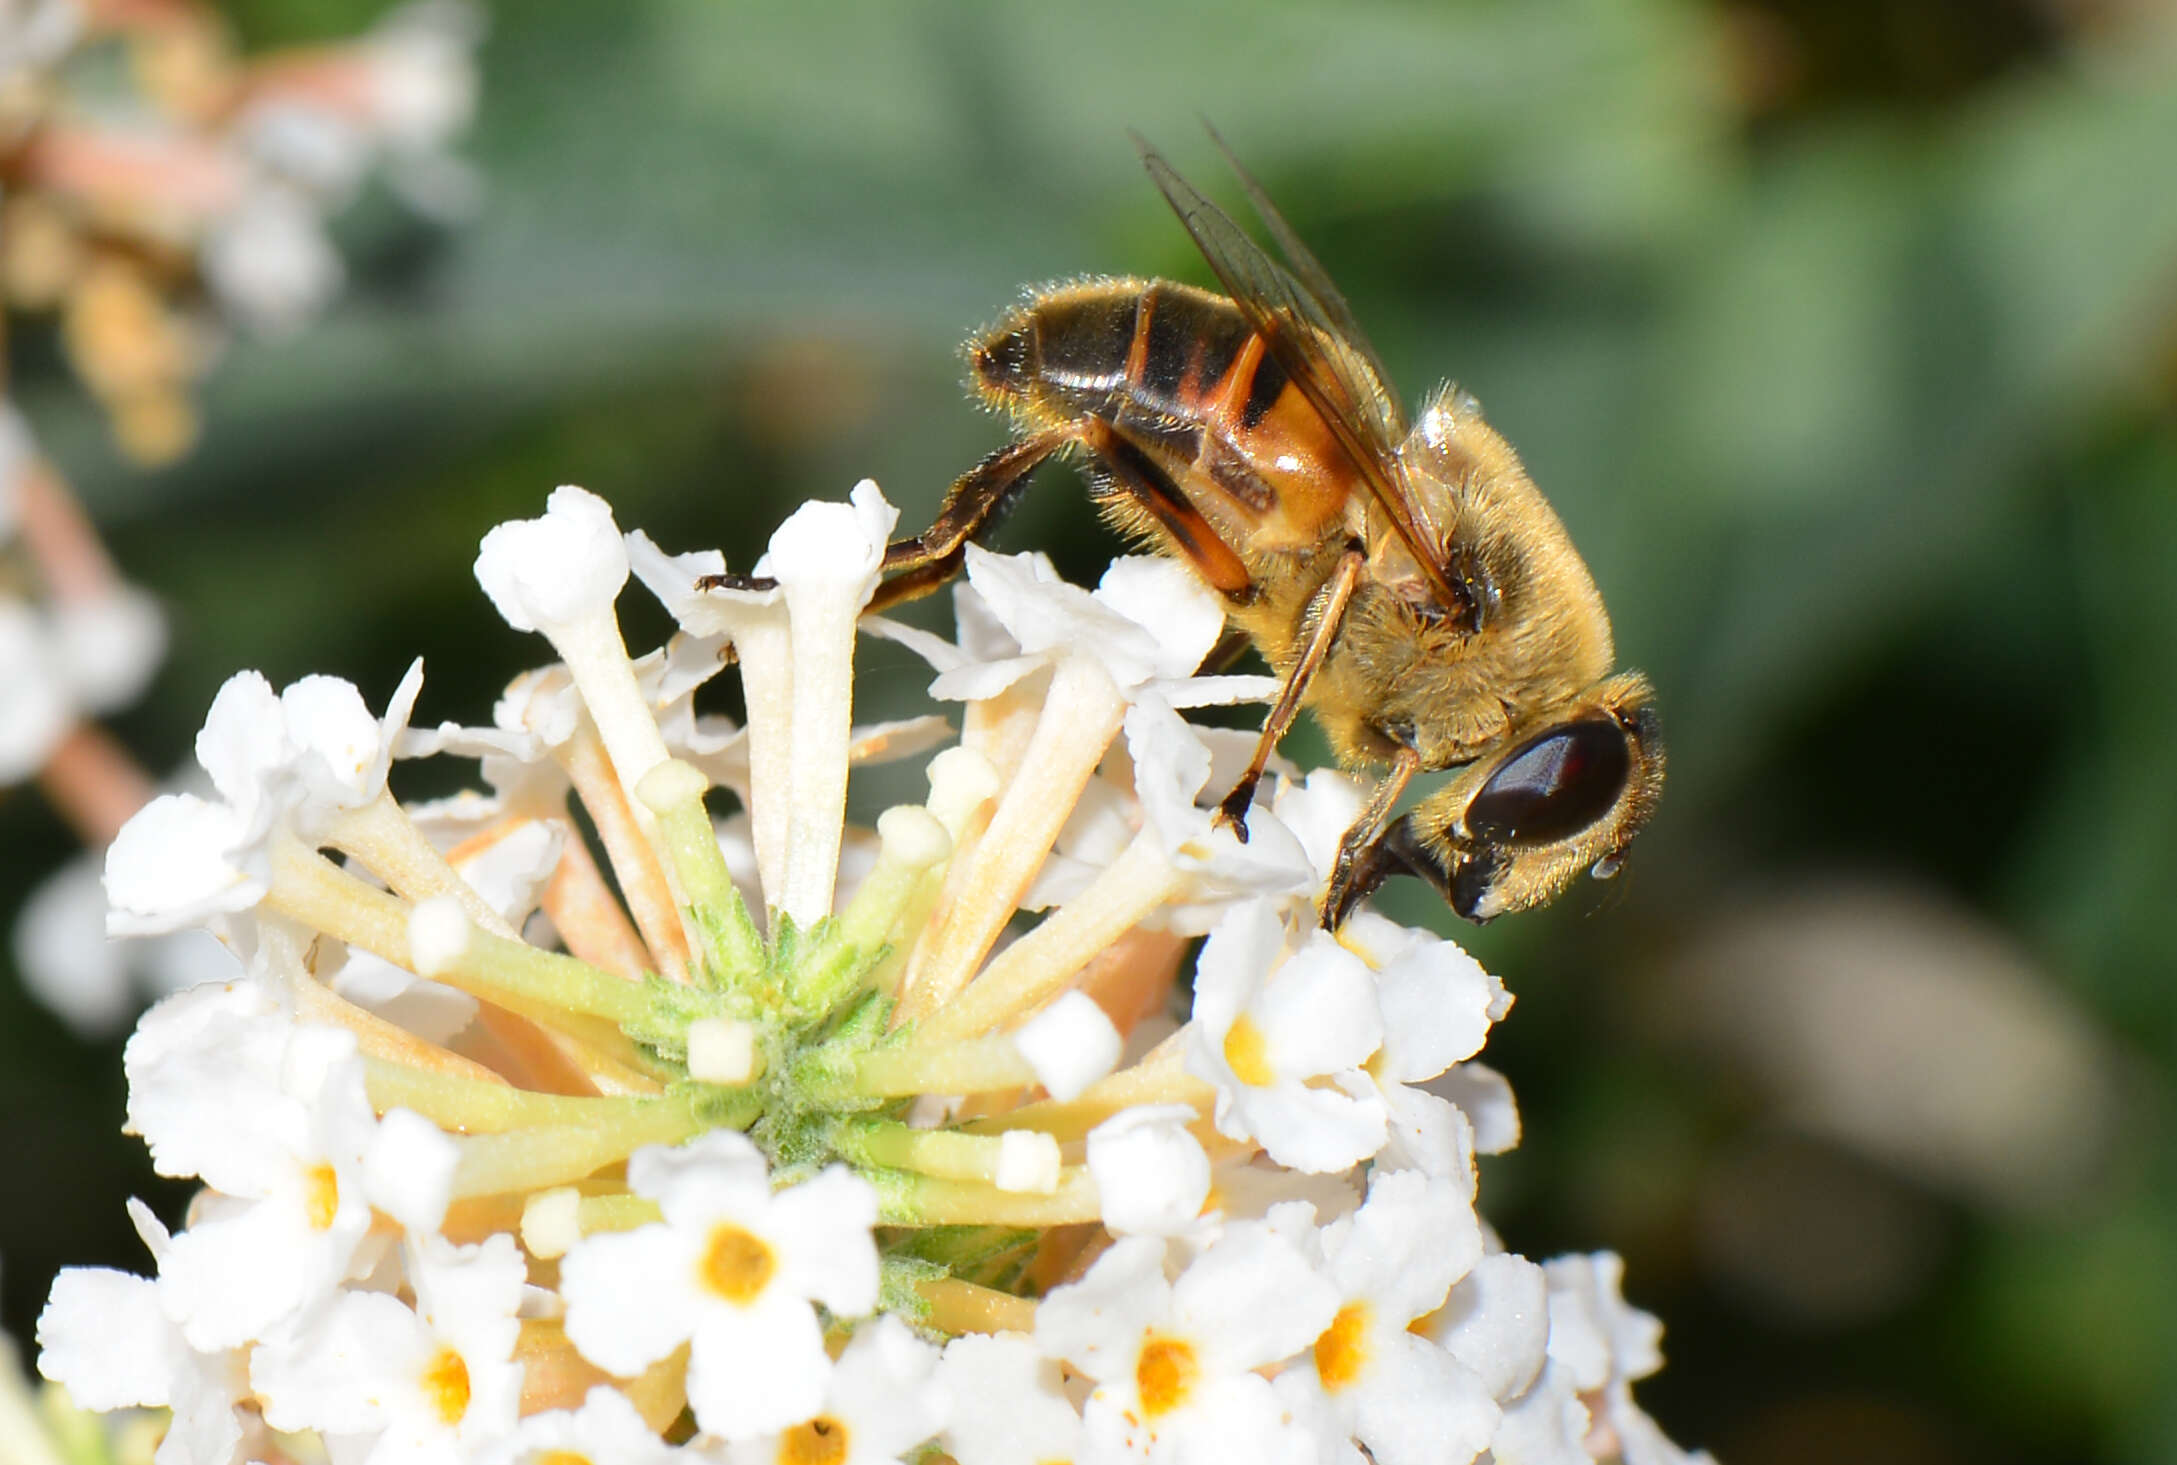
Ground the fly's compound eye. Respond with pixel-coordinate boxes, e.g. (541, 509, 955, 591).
(1465, 720, 1631, 846)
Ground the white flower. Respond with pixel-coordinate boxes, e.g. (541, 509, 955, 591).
(16, 853, 237, 1034)
(560, 1132, 880, 1437)
(1275, 1170, 1496, 1465)
(252, 1233, 526, 1461)
(475, 486, 629, 637)
(103, 793, 266, 936)
(1350, 921, 1507, 1177)
(479, 1386, 685, 1465)
(195, 660, 424, 841)
(51, 583, 167, 715)
(935, 1332, 1082, 1465)
(1185, 900, 1388, 1173)
(37, 1202, 259, 1465)
(1036, 1228, 1338, 1465)
(1542, 1252, 1662, 1396)
(107, 663, 425, 934)
(0, 599, 71, 783)
(122, 982, 380, 1349)
(200, 186, 345, 336)
(630, 480, 898, 924)
(1488, 1364, 1595, 1465)
(1539, 1253, 1713, 1463)
(1013, 988, 1121, 1101)
(365, 0, 484, 152)
(1421, 1252, 1553, 1404)
(1121, 698, 1317, 915)
(871, 549, 1271, 710)
(1088, 1103, 1211, 1237)
(724, 1316, 946, 1465)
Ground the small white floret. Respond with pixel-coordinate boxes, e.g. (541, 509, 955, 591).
(0, 600, 70, 782)
(520, 1187, 583, 1261)
(686, 1016, 760, 1084)
(406, 894, 471, 978)
(52, 584, 167, 715)
(875, 804, 951, 872)
(363, 1106, 460, 1235)
(1013, 990, 1120, 1102)
(1087, 1104, 1210, 1236)
(633, 756, 708, 816)
(560, 1134, 880, 1437)
(937, 1332, 1082, 1465)
(473, 486, 629, 634)
(992, 1130, 1062, 1195)
(103, 794, 265, 936)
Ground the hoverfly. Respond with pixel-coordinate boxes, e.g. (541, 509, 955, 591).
(792, 133, 1662, 925)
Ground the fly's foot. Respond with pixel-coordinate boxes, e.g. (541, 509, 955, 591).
(1212, 774, 1261, 844)
(696, 571, 778, 594)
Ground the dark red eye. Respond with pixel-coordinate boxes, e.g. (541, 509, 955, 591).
(1466, 721, 1630, 845)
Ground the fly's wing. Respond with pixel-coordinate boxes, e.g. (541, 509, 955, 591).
(1201, 121, 1405, 437)
(1136, 135, 1464, 613)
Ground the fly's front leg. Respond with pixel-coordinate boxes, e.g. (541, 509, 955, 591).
(865, 428, 1076, 614)
(1319, 745, 1422, 927)
(695, 428, 1074, 604)
(1213, 547, 1365, 842)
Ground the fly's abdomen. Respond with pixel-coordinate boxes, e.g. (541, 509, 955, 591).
(970, 279, 1351, 551)
(971, 281, 1269, 435)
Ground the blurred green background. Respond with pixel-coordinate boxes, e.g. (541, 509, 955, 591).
(6, 1, 2177, 1460)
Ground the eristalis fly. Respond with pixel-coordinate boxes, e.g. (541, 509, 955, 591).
(750, 132, 1665, 926)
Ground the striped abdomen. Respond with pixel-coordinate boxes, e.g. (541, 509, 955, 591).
(968, 279, 1356, 557)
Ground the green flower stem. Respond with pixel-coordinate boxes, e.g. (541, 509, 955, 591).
(448, 1090, 725, 1199)
(836, 1118, 1051, 1190)
(795, 807, 951, 1014)
(876, 1167, 1100, 1227)
(638, 760, 763, 984)
(267, 834, 654, 1027)
(849, 1033, 1038, 1098)
(362, 1056, 687, 1134)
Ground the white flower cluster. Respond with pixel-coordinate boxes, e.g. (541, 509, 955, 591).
(33, 483, 1709, 1465)
(1, 0, 482, 462)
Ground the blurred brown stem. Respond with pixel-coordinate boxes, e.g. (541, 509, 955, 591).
(37, 721, 156, 847)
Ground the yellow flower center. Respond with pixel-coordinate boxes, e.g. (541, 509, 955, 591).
(1314, 1301, 1372, 1392)
(421, 1345, 471, 1426)
(1135, 1334, 1199, 1418)
(779, 1415, 849, 1465)
(536, 1454, 592, 1465)
(1221, 1014, 1275, 1087)
(302, 1162, 340, 1230)
(700, 1222, 778, 1305)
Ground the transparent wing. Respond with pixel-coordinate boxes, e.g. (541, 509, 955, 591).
(1135, 134, 1460, 609)
(1201, 120, 1405, 436)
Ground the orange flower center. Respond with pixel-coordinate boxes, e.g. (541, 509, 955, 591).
(1135, 1334, 1199, 1418)
(779, 1415, 849, 1465)
(1314, 1301, 1373, 1392)
(421, 1345, 471, 1426)
(1221, 1015, 1275, 1087)
(302, 1162, 340, 1230)
(700, 1222, 778, 1305)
